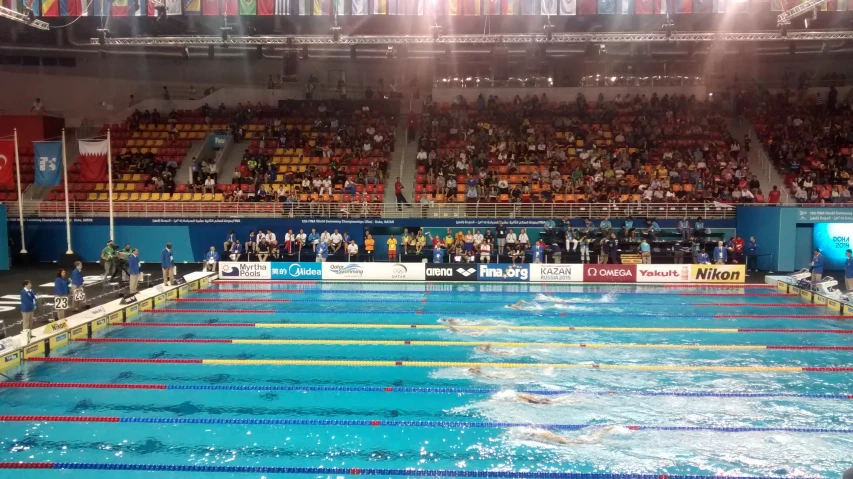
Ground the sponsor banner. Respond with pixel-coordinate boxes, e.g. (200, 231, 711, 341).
(126, 303, 139, 319)
(776, 280, 789, 293)
(583, 264, 637, 283)
(139, 298, 153, 311)
(92, 317, 109, 332)
(24, 341, 45, 359)
(108, 311, 123, 324)
(166, 289, 178, 300)
(790, 286, 801, 296)
(826, 298, 843, 314)
(0, 351, 20, 373)
(477, 264, 530, 282)
(154, 294, 167, 305)
(50, 332, 69, 349)
(70, 325, 87, 339)
(41, 320, 68, 335)
(636, 265, 691, 283)
(322, 263, 426, 281)
(219, 262, 271, 280)
(424, 264, 478, 281)
(529, 264, 583, 282)
(689, 265, 745, 283)
(179, 284, 189, 296)
(190, 280, 200, 290)
(272, 262, 323, 280)
(813, 294, 827, 306)
(844, 304, 853, 316)
(800, 288, 814, 303)
(201, 277, 211, 287)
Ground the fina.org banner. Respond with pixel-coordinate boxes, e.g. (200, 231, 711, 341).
(322, 262, 426, 281)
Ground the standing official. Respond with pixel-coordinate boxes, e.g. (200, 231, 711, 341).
(713, 241, 728, 265)
(845, 250, 853, 292)
(128, 248, 141, 294)
(54, 269, 71, 321)
(810, 249, 824, 283)
(20, 281, 36, 343)
(161, 242, 175, 286)
(71, 262, 86, 312)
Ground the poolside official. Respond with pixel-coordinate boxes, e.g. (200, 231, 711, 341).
(71, 262, 86, 312)
(54, 269, 71, 321)
(810, 249, 824, 283)
(713, 241, 728, 265)
(20, 280, 36, 343)
(161, 242, 175, 286)
(845, 250, 853, 292)
(204, 246, 219, 272)
(128, 248, 141, 294)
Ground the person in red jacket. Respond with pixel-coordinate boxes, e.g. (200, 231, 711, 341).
(732, 235, 745, 264)
(394, 177, 410, 211)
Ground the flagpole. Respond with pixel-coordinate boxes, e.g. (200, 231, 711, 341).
(61, 129, 73, 254)
(13, 129, 26, 254)
(107, 128, 114, 242)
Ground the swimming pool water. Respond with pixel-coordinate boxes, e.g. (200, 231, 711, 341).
(2, 283, 852, 479)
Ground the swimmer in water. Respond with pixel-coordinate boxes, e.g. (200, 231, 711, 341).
(467, 366, 499, 379)
(523, 426, 617, 445)
(474, 344, 509, 355)
(447, 325, 488, 337)
(439, 318, 462, 325)
(515, 393, 554, 404)
(508, 300, 529, 309)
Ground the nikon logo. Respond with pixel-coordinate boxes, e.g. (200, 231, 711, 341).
(695, 269, 741, 281)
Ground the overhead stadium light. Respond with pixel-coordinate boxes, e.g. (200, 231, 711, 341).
(91, 30, 853, 46)
(778, 0, 829, 27)
(0, 5, 49, 30)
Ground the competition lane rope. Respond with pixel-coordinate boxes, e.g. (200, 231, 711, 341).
(24, 357, 853, 372)
(0, 415, 851, 433)
(212, 280, 775, 288)
(114, 322, 853, 334)
(72, 338, 853, 351)
(172, 298, 818, 307)
(142, 309, 850, 319)
(198, 289, 795, 297)
(3, 382, 852, 399)
(0, 464, 836, 478)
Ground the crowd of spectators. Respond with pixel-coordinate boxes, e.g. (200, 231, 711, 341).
(745, 84, 853, 204)
(414, 91, 766, 205)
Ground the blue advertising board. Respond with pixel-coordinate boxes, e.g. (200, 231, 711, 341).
(271, 262, 323, 280)
(476, 263, 530, 282)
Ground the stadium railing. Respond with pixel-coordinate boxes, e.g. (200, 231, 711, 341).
(10, 201, 737, 219)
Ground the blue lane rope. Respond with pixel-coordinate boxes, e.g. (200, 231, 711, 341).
(212, 289, 759, 297)
(163, 309, 726, 318)
(10, 416, 851, 433)
(257, 299, 785, 307)
(16, 463, 817, 478)
(161, 384, 853, 399)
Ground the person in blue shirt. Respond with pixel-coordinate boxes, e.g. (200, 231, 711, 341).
(308, 228, 320, 252)
(54, 268, 71, 321)
(229, 240, 243, 261)
(161, 242, 175, 286)
(644, 220, 660, 242)
(71, 261, 87, 312)
(622, 216, 635, 240)
(204, 246, 219, 273)
(584, 219, 596, 232)
(316, 240, 329, 262)
(640, 238, 651, 264)
(20, 280, 37, 342)
(532, 240, 545, 264)
(845, 249, 853, 291)
(128, 248, 141, 294)
(713, 241, 728, 265)
(745, 236, 759, 272)
(599, 217, 612, 235)
(245, 230, 256, 259)
(694, 217, 705, 240)
(696, 250, 711, 264)
(543, 218, 556, 233)
(224, 230, 237, 253)
(608, 233, 620, 264)
(677, 217, 691, 242)
(433, 244, 446, 263)
(810, 249, 825, 282)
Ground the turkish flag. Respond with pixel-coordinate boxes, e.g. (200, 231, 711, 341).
(0, 140, 16, 186)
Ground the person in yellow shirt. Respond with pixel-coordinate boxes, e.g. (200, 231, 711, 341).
(444, 231, 454, 249)
(415, 230, 427, 254)
(364, 233, 375, 262)
(387, 234, 398, 261)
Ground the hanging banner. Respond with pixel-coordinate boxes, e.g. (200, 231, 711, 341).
(33, 141, 63, 187)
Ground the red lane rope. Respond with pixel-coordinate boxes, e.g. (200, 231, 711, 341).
(193, 289, 305, 293)
(143, 309, 275, 314)
(74, 338, 233, 344)
(737, 328, 853, 334)
(26, 358, 203, 364)
(706, 303, 822, 307)
(174, 298, 292, 303)
(214, 280, 317, 284)
(767, 346, 853, 350)
(678, 293, 796, 297)
(715, 314, 849, 319)
(0, 382, 167, 390)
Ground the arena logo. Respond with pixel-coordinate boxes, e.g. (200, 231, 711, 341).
(328, 264, 365, 277)
(425, 266, 477, 281)
(219, 263, 270, 278)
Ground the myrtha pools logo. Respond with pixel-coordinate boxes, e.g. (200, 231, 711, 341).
(220, 263, 269, 278)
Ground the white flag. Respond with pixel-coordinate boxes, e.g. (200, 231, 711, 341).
(559, 0, 575, 13)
